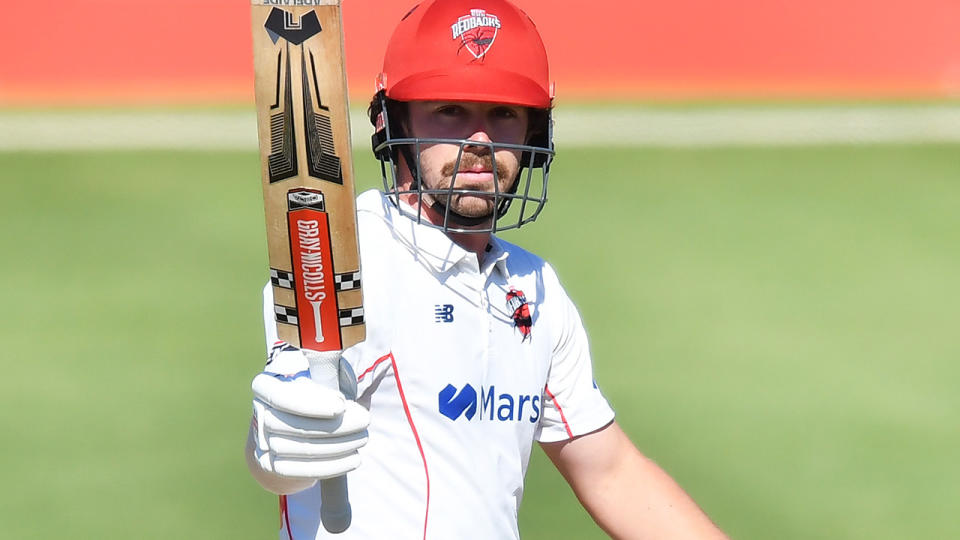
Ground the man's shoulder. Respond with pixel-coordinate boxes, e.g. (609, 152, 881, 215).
(493, 236, 567, 290)
(355, 189, 392, 222)
(493, 236, 543, 269)
(495, 237, 554, 275)
(354, 190, 402, 242)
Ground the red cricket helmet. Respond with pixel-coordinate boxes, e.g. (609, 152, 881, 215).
(378, 0, 553, 108)
(370, 0, 556, 234)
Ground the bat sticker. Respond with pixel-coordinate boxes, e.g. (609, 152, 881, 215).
(338, 307, 365, 327)
(274, 304, 299, 325)
(264, 8, 322, 45)
(287, 189, 342, 351)
(270, 268, 295, 289)
(334, 271, 361, 291)
(268, 47, 298, 183)
(302, 51, 343, 184)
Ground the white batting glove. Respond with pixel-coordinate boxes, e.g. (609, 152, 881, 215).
(251, 342, 370, 479)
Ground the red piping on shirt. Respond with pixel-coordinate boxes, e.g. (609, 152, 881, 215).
(277, 352, 407, 540)
(358, 352, 431, 540)
(279, 495, 293, 540)
(356, 353, 392, 382)
(544, 384, 574, 439)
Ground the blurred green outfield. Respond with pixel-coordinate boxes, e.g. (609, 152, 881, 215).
(1, 122, 959, 538)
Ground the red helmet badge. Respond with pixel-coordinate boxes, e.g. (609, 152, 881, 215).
(451, 8, 502, 59)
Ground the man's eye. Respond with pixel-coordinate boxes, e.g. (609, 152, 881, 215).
(492, 107, 518, 119)
(436, 106, 463, 116)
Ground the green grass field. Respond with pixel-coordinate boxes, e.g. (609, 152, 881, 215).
(2, 137, 958, 538)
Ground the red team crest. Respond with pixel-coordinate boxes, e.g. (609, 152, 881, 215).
(451, 8, 501, 59)
(505, 288, 532, 341)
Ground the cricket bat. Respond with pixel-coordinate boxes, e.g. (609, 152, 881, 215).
(250, 0, 364, 533)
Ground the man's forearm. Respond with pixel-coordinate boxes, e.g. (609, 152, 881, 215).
(585, 447, 726, 539)
(543, 422, 727, 540)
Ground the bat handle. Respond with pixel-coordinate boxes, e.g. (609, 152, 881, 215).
(320, 476, 351, 533)
(305, 349, 353, 534)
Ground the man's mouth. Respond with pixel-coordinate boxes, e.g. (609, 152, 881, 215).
(452, 169, 496, 186)
(459, 164, 492, 174)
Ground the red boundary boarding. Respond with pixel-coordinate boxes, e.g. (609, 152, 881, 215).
(2, 0, 959, 104)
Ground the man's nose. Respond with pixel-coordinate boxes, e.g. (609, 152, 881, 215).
(463, 129, 493, 153)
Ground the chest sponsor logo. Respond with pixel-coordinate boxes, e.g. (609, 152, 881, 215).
(434, 304, 455, 323)
(438, 383, 541, 423)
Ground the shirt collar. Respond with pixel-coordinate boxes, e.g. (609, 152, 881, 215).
(484, 236, 511, 279)
(372, 191, 511, 278)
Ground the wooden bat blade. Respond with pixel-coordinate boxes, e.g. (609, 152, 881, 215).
(251, 0, 365, 354)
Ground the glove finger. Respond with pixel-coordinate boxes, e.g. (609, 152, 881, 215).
(252, 400, 270, 454)
(259, 400, 370, 438)
(260, 452, 362, 480)
(252, 372, 345, 418)
(267, 430, 368, 459)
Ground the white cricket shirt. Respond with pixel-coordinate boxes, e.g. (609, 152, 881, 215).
(262, 190, 614, 540)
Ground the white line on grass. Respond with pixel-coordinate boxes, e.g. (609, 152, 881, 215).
(2, 105, 960, 151)
(555, 106, 960, 147)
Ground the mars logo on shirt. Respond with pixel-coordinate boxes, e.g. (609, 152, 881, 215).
(438, 383, 541, 423)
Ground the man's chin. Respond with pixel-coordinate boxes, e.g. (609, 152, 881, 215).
(446, 196, 497, 220)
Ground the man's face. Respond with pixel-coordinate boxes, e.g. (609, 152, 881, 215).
(401, 101, 530, 221)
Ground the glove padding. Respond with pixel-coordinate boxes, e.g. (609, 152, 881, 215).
(251, 344, 370, 479)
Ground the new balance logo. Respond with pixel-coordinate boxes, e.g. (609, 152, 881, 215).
(437, 383, 541, 423)
(434, 304, 454, 323)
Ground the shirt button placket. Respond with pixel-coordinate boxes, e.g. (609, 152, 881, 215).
(480, 281, 489, 347)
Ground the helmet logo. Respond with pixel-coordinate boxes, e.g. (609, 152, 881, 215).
(451, 9, 501, 59)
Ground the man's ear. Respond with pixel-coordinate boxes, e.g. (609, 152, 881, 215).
(388, 99, 411, 139)
(524, 107, 546, 145)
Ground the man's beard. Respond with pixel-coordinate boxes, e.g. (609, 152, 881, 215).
(431, 152, 514, 218)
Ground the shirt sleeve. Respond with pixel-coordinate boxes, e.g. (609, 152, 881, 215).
(535, 264, 615, 443)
